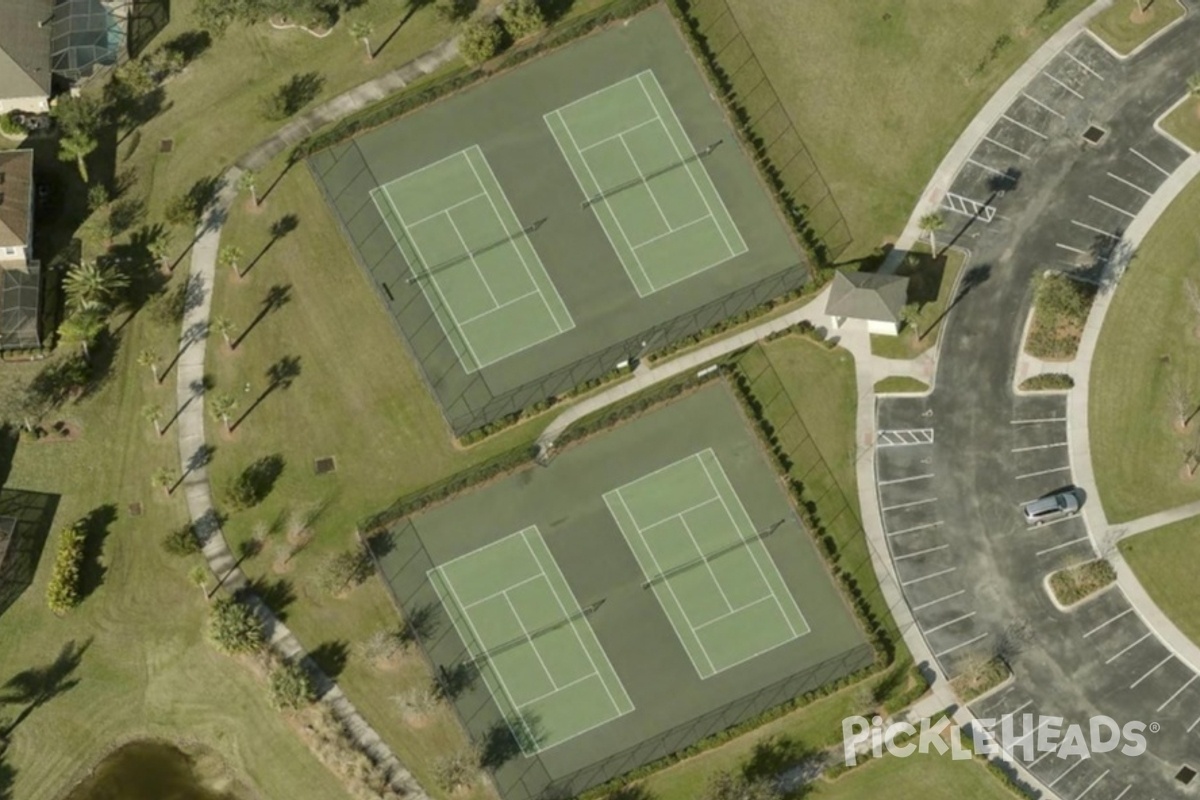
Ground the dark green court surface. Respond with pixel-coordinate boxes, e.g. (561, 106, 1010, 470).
(372, 384, 871, 800)
(309, 7, 806, 435)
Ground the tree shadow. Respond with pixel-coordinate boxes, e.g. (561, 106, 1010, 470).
(541, 0, 576, 22)
(605, 785, 656, 800)
(433, 661, 476, 701)
(76, 504, 118, 601)
(265, 72, 325, 120)
(230, 355, 302, 432)
(0, 745, 13, 800)
(162, 30, 211, 65)
(171, 443, 216, 493)
(741, 734, 813, 783)
(232, 454, 285, 508)
(243, 213, 300, 277)
(0, 638, 91, 736)
(479, 710, 543, 768)
(374, 0, 436, 56)
(919, 263, 992, 342)
(309, 640, 350, 679)
(231, 284, 292, 350)
(401, 602, 439, 643)
(242, 576, 296, 621)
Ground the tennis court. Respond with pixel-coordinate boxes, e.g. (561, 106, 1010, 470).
(429, 526, 634, 753)
(603, 448, 810, 679)
(545, 70, 748, 297)
(369, 145, 574, 373)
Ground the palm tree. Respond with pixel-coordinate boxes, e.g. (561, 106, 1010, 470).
(209, 393, 238, 432)
(152, 466, 176, 496)
(189, 565, 212, 600)
(57, 312, 104, 359)
(149, 236, 172, 270)
(142, 404, 163, 437)
(219, 245, 245, 278)
(211, 316, 238, 350)
(63, 261, 129, 314)
(350, 20, 375, 59)
(58, 131, 98, 183)
(137, 349, 161, 383)
(237, 170, 259, 207)
(919, 212, 946, 258)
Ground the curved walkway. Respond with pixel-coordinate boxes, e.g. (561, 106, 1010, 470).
(172, 34, 467, 800)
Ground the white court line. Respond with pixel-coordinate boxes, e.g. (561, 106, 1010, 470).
(894, 544, 950, 561)
(1021, 91, 1064, 118)
(1074, 770, 1109, 799)
(1048, 756, 1086, 787)
(1064, 51, 1104, 80)
(878, 473, 934, 486)
(1129, 147, 1171, 176)
(925, 612, 976, 634)
(1083, 608, 1132, 638)
(445, 213, 500, 306)
(1042, 71, 1084, 99)
(457, 290, 540, 326)
(1011, 417, 1067, 424)
(636, 496, 722, 533)
(579, 117, 659, 153)
(1017, 466, 1072, 480)
(620, 135, 673, 231)
(1000, 114, 1048, 140)
(1071, 219, 1122, 240)
(632, 215, 711, 250)
(1055, 243, 1089, 256)
(1088, 194, 1136, 218)
(967, 157, 1008, 177)
(1012, 441, 1067, 452)
(680, 515, 735, 613)
(503, 592, 558, 689)
(882, 497, 938, 511)
(1188, 714, 1200, 733)
(982, 135, 1030, 159)
(1104, 632, 1152, 664)
(514, 671, 599, 710)
(901, 567, 956, 587)
(462, 573, 545, 610)
(1107, 171, 1153, 196)
(406, 192, 488, 228)
(1130, 654, 1174, 689)
(1156, 673, 1199, 711)
(935, 632, 988, 658)
(887, 521, 943, 537)
(912, 590, 965, 611)
(693, 595, 775, 631)
(1033, 532, 1088, 551)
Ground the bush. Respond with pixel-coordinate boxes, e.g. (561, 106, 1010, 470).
(432, 748, 479, 792)
(1025, 273, 1096, 359)
(269, 658, 316, 709)
(950, 655, 1011, 702)
(1019, 373, 1074, 391)
(0, 111, 26, 137)
(46, 521, 86, 614)
(316, 549, 373, 595)
(460, 18, 505, 64)
(223, 471, 259, 511)
(500, 0, 547, 38)
(1050, 559, 1116, 606)
(161, 522, 201, 556)
(357, 629, 408, 664)
(207, 595, 265, 654)
(434, 0, 475, 22)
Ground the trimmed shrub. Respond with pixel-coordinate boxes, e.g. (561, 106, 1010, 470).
(1050, 559, 1116, 606)
(459, 18, 505, 65)
(206, 595, 265, 654)
(0, 112, 27, 137)
(500, 0, 547, 39)
(1019, 373, 1074, 391)
(161, 522, 201, 556)
(269, 658, 316, 709)
(46, 521, 86, 614)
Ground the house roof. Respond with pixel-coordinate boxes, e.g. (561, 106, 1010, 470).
(0, 150, 33, 250)
(0, 0, 54, 100)
(825, 270, 909, 324)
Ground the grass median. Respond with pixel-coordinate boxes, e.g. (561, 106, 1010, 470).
(1089, 0, 1186, 55)
(1161, 93, 1200, 152)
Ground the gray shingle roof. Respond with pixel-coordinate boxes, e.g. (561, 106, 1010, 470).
(0, 150, 33, 249)
(0, 0, 54, 100)
(825, 270, 909, 324)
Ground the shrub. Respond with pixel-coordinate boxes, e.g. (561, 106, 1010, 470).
(950, 655, 1011, 702)
(500, 0, 547, 39)
(1050, 559, 1116, 606)
(223, 471, 260, 510)
(357, 629, 408, 664)
(434, 0, 475, 22)
(161, 522, 200, 556)
(269, 658, 316, 709)
(432, 748, 479, 792)
(1019, 373, 1074, 391)
(206, 595, 265, 654)
(1025, 272, 1096, 359)
(46, 521, 86, 614)
(316, 549, 373, 595)
(459, 18, 505, 65)
(0, 111, 27, 137)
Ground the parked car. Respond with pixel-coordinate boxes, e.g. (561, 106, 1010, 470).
(1022, 490, 1080, 526)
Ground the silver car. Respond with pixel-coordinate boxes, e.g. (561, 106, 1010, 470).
(1022, 491, 1080, 525)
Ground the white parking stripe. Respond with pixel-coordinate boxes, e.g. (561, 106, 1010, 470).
(1035, 534, 1090, 553)
(1012, 441, 1068, 452)
(1071, 220, 1122, 240)
(1074, 770, 1110, 799)
(1106, 171, 1153, 196)
(912, 590, 966, 611)
(1155, 673, 1198, 711)
(1048, 756, 1086, 787)
(882, 497, 938, 511)
(879, 473, 934, 485)
(1089, 195, 1136, 218)
(888, 521, 944, 537)
(967, 157, 1008, 177)
(983, 135, 1030, 159)
(1110, 786, 1130, 800)
(901, 567, 957, 586)
(1042, 71, 1084, 99)
(1104, 632, 1152, 664)
(1011, 417, 1067, 424)
(1188, 714, 1200, 733)
(1056, 242, 1089, 255)
(1064, 51, 1104, 80)
(925, 612, 976, 633)
(935, 632, 988, 658)
(1001, 114, 1049, 140)
(1129, 147, 1172, 176)
(1021, 92, 1064, 118)
(1017, 466, 1072, 480)
(1083, 608, 1132, 638)
(1130, 654, 1174, 688)
(894, 544, 950, 561)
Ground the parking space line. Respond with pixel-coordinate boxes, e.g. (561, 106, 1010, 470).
(1048, 756, 1086, 787)
(1055, 243, 1089, 256)
(1088, 195, 1136, 218)
(1035, 534, 1090, 552)
(1011, 417, 1067, 424)
(1106, 171, 1153, 197)
(1016, 466, 1072, 481)
(983, 135, 1030, 160)
(1000, 114, 1049, 140)
(1064, 51, 1104, 81)
(894, 544, 950, 561)
(1188, 714, 1200, 733)
(1129, 147, 1171, 176)
(901, 567, 957, 586)
(1110, 786, 1130, 800)
(1021, 91, 1064, 118)
(1071, 220, 1122, 240)
(1042, 71, 1084, 99)
(966, 157, 1008, 177)
(1083, 608, 1132, 638)
(1155, 673, 1198, 711)
(1073, 770, 1109, 799)
(1012, 441, 1068, 452)
(887, 521, 944, 537)
(878, 473, 934, 486)
(1104, 632, 1152, 665)
(1028, 745, 1056, 767)
(882, 497, 938, 511)
(935, 632, 988, 658)
(913, 589, 966, 611)
(1130, 654, 1174, 689)
(926, 612, 976, 633)
(995, 700, 1033, 721)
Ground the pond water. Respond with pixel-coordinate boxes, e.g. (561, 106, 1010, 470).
(64, 741, 245, 800)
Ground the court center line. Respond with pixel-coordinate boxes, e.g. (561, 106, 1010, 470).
(982, 135, 1030, 159)
(1129, 147, 1171, 176)
(878, 473, 934, 485)
(1035, 536, 1090, 557)
(405, 192, 489, 229)
(894, 544, 950, 561)
(619, 133, 674, 232)
(1130, 655, 1174, 689)
(503, 591, 559, 690)
(1156, 674, 1199, 712)
(1000, 114, 1048, 140)
(1016, 465, 1072, 480)
(514, 671, 600, 710)
(1104, 632, 1152, 664)
(579, 117, 660, 153)
(1021, 91, 1064, 118)
(680, 515, 735, 614)
(1070, 219, 1122, 240)
(1088, 194, 1136, 218)
(1106, 171, 1153, 196)
(901, 567, 956, 587)
(1064, 51, 1104, 80)
(912, 590, 965, 611)
(925, 612, 976, 634)
(1042, 71, 1084, 99)
(444, 212, 500, 307)
(882, 497, 938, 511)
(1083, 608, 1132, 638)
(632, 215, 712, 250)
(462, 573, 546, 610)
(935, 632, 988, 658)
(887, 521, 944, 537)
(636, 496, 723, 533)
(457, 290, 541, 327)
(1012, 441, 1067, 452)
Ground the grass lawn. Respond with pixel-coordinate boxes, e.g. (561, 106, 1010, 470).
(1090, 174, 1200, 523)
(0, 295, 354, 799)
(1089, 0, 1186, 55)
(1161, 94, 1200, 152)
(717, 0, 1090, 262)
(1121, 518, 1200, 647)
(874, 376, 930, 394)
(807, 750, 1022, 800)
(870, 248, 964, 359)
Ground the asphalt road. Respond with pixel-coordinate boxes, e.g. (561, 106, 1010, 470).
(875, 8, 1200, 798)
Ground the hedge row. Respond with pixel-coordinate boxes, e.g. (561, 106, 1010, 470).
(46, 520, 86, 614)
(1018, 373, 1074, 391)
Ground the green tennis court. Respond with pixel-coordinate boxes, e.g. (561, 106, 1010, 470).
(429, 526, 633, 753)
(603, 449, 809, 679)
(369, 146, 574, 373)
(545, 70, 748, 297)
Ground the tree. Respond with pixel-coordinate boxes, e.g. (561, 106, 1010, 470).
(459, 18, 504, 65)
(237, 169, 259, 207)
(149, 235, 172, 268)
(50, 94, 104, 139)
(152, 466, 177, 495)
(434, 0, 474, 22)
(142, 403, 164, 437)
(919, 212, 945, 258)
(45, 522, 87, 614)
(316, 549, 373, 595)
(58, 131, 98, 183)
(268, 659, 315, 709)
(137, 349, 161, 383)
(499, 0, 546, 39)
(212, 316, 238, 349)
(219, 245, 245, 278)
(701, 771, 781, 800)
(206, 596, 265, 654)
(162, 523, 201, 556)
(87, 184, 111, 213)
(57, 312, 104, 360)
(210, 392, 238, 432)
(64, 261, 129, 314)
(350, 20, 374, 59)
(189, 565, 212, 599)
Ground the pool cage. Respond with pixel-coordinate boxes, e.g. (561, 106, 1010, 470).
(0, 261, 42, 350)
(49, 0, 128, 81)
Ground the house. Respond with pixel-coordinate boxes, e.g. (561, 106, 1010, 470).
(825, 269, 909, 337)
(0, 0, 54, 115)
(0, 150, 42, 350)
